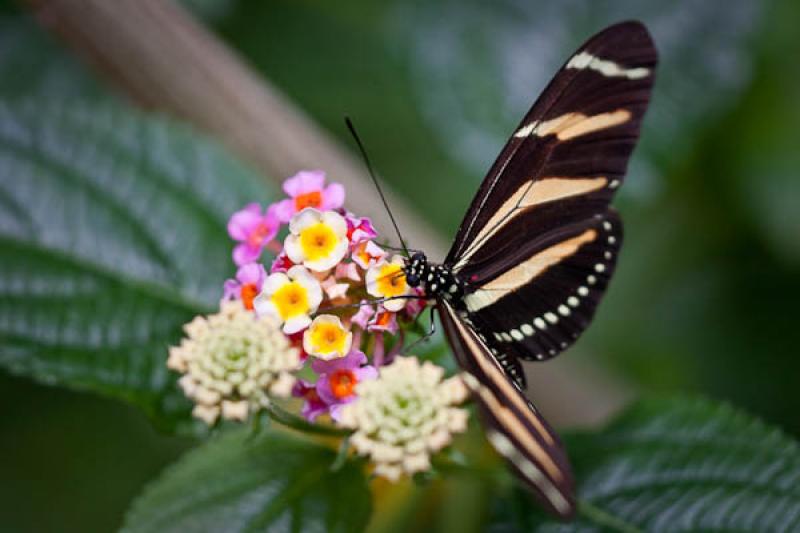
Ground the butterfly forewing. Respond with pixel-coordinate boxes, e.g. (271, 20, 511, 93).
(436, 21, 657, 518)
(447, 20, 655, 271)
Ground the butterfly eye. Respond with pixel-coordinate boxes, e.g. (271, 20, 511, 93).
(406, 273, 420, 287)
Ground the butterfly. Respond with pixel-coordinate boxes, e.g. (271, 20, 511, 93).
(400, 21, 658, 518)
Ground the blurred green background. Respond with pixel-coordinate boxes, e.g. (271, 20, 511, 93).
(1, 0, 799, 531)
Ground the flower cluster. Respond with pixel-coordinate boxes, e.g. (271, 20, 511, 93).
(168, 169, 472, 482)
(167, 300, 299, 424)
(339, 356, 470, 480)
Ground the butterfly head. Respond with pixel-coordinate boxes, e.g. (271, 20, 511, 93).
(404, 251, 427, 288)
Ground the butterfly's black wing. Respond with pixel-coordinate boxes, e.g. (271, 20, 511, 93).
(448, 21, 656, 370)
(439, 301, 575, 518)
(438, 21, 657, 518)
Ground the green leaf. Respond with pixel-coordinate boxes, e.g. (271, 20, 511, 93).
(489, 396, 800, 532)
(122, 429, 372, 533)
(0, 100, 271, 431)
(0, 15, 105, 100)
(394, 0, 765, 177)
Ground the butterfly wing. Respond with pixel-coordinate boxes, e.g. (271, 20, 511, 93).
(436, 21, 657, 517)
(438, 300, 575, 518)
(447, 21, 656, 368)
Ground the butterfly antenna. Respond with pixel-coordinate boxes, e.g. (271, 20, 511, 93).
(345, 117, 410, 258)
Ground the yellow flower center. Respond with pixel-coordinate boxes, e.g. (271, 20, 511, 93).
(309, 322, 348, 355)
(376, 264, 407, 297)
(271, 281, 309, 319)
(299, 222, 339, 261)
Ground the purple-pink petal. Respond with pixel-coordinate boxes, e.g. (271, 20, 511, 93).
(311, 349, 367, 374)
(223, 279, 239, 300)
(354, 365, 378, 382)
(227, 203, 263, 241)
(236, 262, 266, 286)
(321, 183, 345, 210)
(232, 242, 261, 266)
(274, 198, 296, 224)
(283, 170, 326, 197)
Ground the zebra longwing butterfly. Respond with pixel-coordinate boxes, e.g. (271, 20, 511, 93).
(401, 21, 657, 518)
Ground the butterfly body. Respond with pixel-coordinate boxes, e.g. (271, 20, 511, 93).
(397, 21, 657, 519)
(405, 252, 467, 303)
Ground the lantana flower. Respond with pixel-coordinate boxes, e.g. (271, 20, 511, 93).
(292, 380, 329, 421)
(303, 314, 353, 360)
(368, 309, 399, 334)
(270, 250, 295, 274)
(254, 265, 323, 334)
(366, 255, 410, 312)
(223, 263, 266, 311)
(284, 208, 349, 272)
(339, 356, 469, 480)
(312, 350, 377, 421)
(167, 301, 300, 425)
(275, 170, 345, 223)
(352, 240, 385, 269)
(228, 203, 280, 266)
(346, 213, 378, 244)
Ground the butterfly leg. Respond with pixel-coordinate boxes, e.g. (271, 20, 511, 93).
(405, 306, 438, 352)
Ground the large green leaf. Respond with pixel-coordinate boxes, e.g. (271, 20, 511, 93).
(489, 397, 800, 532)
(0, 100, 270, 431)
(122, 428, 372, 532)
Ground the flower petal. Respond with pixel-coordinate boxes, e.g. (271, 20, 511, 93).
(289, 207, 322, 234)
(237, 263, 266, 286)
(283, 234, 304, 264)
(232, 243, 261, 266)
(284, 314, 311, 334)
(321, 210, 348, 237)
(227, 203, 262, 241)
(321, 182, 345, 210)
(284, 170, 325, 197)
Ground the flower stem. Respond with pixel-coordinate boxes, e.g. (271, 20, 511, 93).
(263, 402, 350, 437)
(577, 499, 643, 533)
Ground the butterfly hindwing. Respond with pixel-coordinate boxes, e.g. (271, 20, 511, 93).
(438, 301, 575, 518)
(462, 210, 622, 364)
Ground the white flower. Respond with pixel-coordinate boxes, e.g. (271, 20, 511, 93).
(365, 255, 410, 312)
(302, 314, 353, 360)
(338, 356, 470, 480)
(167, 301, 300, 425)
(284, 208, 349, 272)
(253, 265, 323, 334)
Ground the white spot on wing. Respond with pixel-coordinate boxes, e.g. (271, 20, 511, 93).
(567, 51, 650, 79)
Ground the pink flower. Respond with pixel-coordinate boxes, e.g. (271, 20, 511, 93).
(335, 262, 360, 282)
(321, 276, 350, 301)
(228, 203, 280, 266)
(223, 263, 267, 311)
(368, 309, 399, 334)
(312, 350, 377, 421)
(270, 250, 295, 274)
(351, 301, 375, 329)
(352, 240, 386, 269)
(292, 380, 329, 422)
(345, 213, 378, 245)
(275, 170, 345, 223)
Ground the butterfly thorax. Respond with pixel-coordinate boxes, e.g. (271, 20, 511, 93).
(404, 252, 466, 303)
